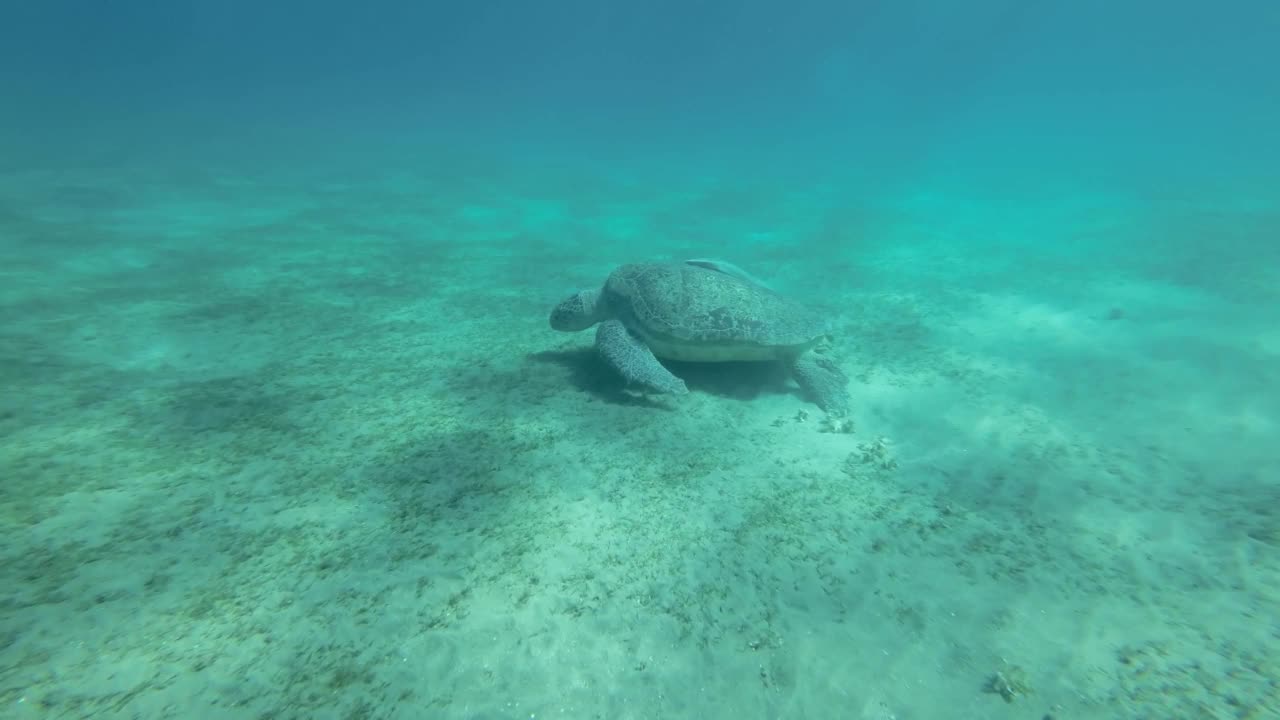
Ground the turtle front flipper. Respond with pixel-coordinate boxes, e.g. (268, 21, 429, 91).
(791, 352, 850, 415)
(595, 320, 689, 395)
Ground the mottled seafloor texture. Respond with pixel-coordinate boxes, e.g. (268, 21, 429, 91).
(1, 143, 1276, 720)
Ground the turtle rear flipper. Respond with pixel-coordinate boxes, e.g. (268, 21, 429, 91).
(790, 353, 850, 415)
(595, 320, 689, 395)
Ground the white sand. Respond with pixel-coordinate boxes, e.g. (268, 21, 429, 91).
(1, 149, 1277, 719)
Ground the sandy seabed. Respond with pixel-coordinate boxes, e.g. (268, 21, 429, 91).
(2, 149, 1277, 720)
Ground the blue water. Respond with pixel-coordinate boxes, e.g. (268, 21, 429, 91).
(2, 2, 1278, 719)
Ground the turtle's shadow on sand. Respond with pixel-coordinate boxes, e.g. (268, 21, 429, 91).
(666, 359, 793, 402)
(530, 349, 658, 407)
(529, 349, 794, 407)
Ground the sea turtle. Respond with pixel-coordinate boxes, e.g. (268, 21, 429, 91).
(549, 260, 850, 413)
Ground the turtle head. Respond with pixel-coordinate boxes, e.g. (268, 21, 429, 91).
(550, 289, 607, 331)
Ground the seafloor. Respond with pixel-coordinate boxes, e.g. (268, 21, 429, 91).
(2, 141, 1277, 720)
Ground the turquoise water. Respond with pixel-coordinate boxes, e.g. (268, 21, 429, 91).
(2, 3, 1278, 718)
